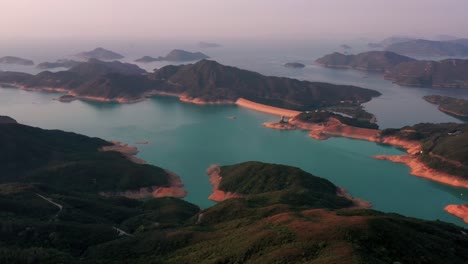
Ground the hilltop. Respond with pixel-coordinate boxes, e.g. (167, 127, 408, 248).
(315, 51, 416, 72)
(75, 47, 124, 60)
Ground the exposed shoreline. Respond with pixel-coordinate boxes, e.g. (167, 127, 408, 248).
(444, 204, 468, 223)
(235, 98, 302, 117)
(264, 117, 468, 189)
(337, 188, 372, 208)
(99, 141, 187, 199)
(206, 165, 243, 202)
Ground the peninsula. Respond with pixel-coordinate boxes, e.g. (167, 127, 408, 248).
(0, 56, 34, 65)
(75, 47, 124, 60)
(0, 59, 381, 109)
(264, 112, 468, 189)
(423, 95, 468, 117)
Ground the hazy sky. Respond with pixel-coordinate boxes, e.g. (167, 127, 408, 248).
(1, 0, 468, 41)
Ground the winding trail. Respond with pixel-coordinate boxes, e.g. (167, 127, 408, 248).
(35, 193, 63, 211)
(113, 226, 134, 237)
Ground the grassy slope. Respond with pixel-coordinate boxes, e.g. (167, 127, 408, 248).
(0, 123, 172, 192)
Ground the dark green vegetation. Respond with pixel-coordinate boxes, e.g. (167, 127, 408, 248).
(382, 123, 468, 178)
(0, 59, 380, 109)
(385, 59, 468, 88)
(217, 161, 354, 209)
(423, 95, 468, 117)
(75, 47, 124, 60)
(0, 127, 467, 264)
(316, 51, 415, 72)
(385, 38, 468, 57)
(295, 106, 379, 129)
(284, 62, 305, 68)
(150, 60, 381, 110)
(0, 56, 34, 65)
(0, 121, 174, 192)
(37, 59, 81, 69)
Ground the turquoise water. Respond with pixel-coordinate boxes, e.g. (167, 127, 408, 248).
(0, 87, 467, 227)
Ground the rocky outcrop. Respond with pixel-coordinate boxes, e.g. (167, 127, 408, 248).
(444, 204, 468, 223)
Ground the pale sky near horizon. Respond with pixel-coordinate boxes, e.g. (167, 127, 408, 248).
(1, 0, 468, 42)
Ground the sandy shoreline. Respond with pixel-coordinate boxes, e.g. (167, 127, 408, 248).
(444, 204, 468, 223)
(206, 165, 243, 202)
(236, 98, 302, 117)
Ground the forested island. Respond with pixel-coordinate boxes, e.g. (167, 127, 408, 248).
(0, 119, 467, 263)
(0, 59, 380, 109)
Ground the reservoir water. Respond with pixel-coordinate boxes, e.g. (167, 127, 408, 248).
(1, 41, 467, 226)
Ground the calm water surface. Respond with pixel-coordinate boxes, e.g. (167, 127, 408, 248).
(1, 43, 468, 226)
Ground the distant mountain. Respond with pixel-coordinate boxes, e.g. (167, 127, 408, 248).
(0, 56, 34, 65)
(435, 34, 460, 41)
(423, 95, 468, 117)
(379, 36, 416, 48)
(284, 62, 305, 68)
(316, 51, 416, 72)
(384, 58, 468, 88)
(156, 49, 210, 61)
(385, 39, 468, 57)
(75, 47, 124, 60)
(198, 41, 222, 48)
(36, 59, 81, 69)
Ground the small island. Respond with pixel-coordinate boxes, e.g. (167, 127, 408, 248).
(36, 59, 80, 69)
(315, 51, 415, 72)
(284, 62, 305, 68)
(0, 56, 34, 65)
(134, 56, 159, 63)
(423, 95, 468, 117)
(75, 47, 124, 60)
